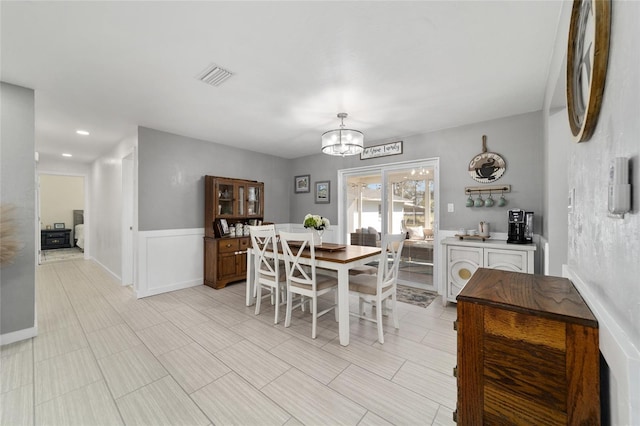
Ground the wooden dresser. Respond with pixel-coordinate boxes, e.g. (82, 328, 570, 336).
(455, 268, 599, 425)
(41, 229, 72, 249)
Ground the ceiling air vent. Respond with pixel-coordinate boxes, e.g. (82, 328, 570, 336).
(197, 64, 233, 87)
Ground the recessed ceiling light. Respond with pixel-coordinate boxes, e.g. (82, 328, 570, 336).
(76, 130, 90, 136)
(62, 153, 72, 157)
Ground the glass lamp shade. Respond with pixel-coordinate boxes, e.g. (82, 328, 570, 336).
(321, 128, 364, 156)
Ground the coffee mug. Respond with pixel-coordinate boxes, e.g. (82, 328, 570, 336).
(458, 228, 466, 235)
(485, 194, 495, 207)
(468, 229, 477, 236)
(465, 195, 474, 208)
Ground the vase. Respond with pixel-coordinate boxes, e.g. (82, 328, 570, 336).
(312, 229, 324, 246)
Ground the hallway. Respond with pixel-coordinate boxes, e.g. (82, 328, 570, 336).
(1, 259, 458, 425)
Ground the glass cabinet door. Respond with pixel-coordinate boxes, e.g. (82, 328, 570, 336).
(247, 184, 262, 217)
(237, 185, 245, 216)
(216, 181, 235, 217)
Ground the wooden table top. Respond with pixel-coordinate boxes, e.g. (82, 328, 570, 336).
(309, 244, 381, 264)
(254, 243, 381, 264)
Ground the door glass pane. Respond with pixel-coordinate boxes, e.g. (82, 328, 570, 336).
(342, 162, 437, 290)
(218, 183, 234, 216)
(386, 166, 435, 288)
(346, 174, 382, 246)
(247, 185, 260, 216)
(238, 185, 245, 216)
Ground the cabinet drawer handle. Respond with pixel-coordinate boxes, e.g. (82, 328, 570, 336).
(453, 320, 458, 331)
(452, 410, 457, 423)
(453, 366, 457, 378)
(226, 243, 233, 248)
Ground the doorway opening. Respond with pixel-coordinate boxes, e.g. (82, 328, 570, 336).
(38, 174, 86, 264)
(339, 159, 439, 290)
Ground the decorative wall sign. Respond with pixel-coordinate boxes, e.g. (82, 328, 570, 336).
(468, 135, 506, 183)
(566, 0, 611, 142)
(360, 141, 403, 160)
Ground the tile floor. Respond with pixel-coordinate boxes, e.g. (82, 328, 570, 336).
(1, 259, 458, 425)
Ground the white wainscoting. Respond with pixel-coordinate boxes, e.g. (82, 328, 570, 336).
(287, 224, 338, 243)
(136, 228, 205, 298)
(564, 265, 640, 425)
(135, 224, 329, 299)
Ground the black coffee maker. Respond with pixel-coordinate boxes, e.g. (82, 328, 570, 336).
(507, 209, 533, 244)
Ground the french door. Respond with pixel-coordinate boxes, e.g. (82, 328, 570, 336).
(339, 159, 439, 290)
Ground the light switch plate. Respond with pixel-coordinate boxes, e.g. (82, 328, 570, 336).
(448, 203, 455, 213)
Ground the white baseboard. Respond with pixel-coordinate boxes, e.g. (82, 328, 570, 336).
(0, 326, 38, 346)
(90, 257, 122, 282)
(136, 228, 205, 298)
(563, 265, 640, 425)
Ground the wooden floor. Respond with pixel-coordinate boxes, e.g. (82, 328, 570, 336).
(1, 259, 458, 425)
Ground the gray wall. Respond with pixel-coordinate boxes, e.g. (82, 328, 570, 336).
(290, 111, 544, 233)
(562, 1, 640, 348)
(138, 127, 290, 231)
(0, 82, 35, 336)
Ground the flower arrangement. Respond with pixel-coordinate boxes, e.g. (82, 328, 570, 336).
(303, 214, 330, 230)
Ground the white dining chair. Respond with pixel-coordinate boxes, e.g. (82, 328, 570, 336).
(348, 233, 405, 344)
(249, 224, 286, 324)
(279, 231, 338, 339)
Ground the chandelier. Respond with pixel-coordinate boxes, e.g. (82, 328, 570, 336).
(321, 113, 364, 156)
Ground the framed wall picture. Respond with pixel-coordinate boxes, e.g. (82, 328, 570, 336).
(54, 223, 65, 229)
(294, 175, 310, 193)
(315, 181, 330, 204)
(214, 218, 230, 237)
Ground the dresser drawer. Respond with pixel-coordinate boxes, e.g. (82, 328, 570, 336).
(44, 231, 67, 238)
(217, 239, 240, 253)
(238, 237, 250, 250)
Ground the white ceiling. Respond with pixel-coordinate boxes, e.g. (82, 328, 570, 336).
(1, 1, 564, 163)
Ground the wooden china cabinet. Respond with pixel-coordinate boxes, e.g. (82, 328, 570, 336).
(204, 176, 264, 289)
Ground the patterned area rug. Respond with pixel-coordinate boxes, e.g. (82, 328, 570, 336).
(396, 285, 438, 308)
(41, 247, 84, 263)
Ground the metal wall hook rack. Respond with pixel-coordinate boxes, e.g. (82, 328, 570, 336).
(464, 185, 511, 194)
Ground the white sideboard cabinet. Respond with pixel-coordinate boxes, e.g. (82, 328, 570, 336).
(441, 238, 536, 305)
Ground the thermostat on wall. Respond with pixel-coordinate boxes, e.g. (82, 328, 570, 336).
(608, 157, 631, 217)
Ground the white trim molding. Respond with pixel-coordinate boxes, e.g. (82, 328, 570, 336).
(137, 228, 205, 298)
(0, 326, 38, 346)
(564, 265, 640, 425)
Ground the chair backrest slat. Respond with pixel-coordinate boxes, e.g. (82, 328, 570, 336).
(249, 225, 279, 280)
(279, 231, 317, 290)
(376, 233, 406, 290)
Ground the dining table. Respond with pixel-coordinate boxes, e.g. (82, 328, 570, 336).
(245, 242, 381, 346)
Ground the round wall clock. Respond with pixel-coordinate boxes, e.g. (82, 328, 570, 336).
(468, 135, 506, 183)
(566, 0, 611, 142)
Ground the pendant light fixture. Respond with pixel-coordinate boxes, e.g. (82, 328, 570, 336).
(321, 113, 364, 156)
